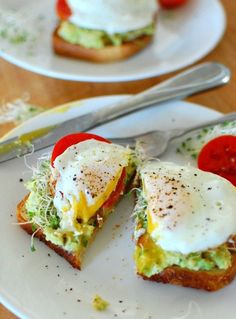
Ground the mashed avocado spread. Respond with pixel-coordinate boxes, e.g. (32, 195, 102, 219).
(92, 295, 109, 311)
(58, 21, 155, 49)
(135, 234, 232, 277)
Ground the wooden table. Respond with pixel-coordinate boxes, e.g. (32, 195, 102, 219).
(0, 0, 235, 318)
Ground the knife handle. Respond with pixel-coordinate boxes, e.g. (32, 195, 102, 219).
(89, 62, 230, 128)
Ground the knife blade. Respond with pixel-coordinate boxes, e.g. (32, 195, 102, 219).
(0, 62, 231, 163)
(0, 113, 96, 162)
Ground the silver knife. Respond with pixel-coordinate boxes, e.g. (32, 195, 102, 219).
(0, 62, 230, 163)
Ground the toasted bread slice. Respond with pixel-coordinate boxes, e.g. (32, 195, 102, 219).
(135, 232, 236, 291)
(17, 193, 125, 269)
(17, 167, 135, 269)
(133, 165, 236, 291)
(138, 252, 236, 292)
(17, 195, 87, 269)
(52, 27, 153, 63)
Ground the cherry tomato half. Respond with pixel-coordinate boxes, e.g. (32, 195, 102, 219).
(158, 0, 188, 9)
(51, 132, 111, 166)
(198, 135, 236, 186)
(56, 0, 72, 20)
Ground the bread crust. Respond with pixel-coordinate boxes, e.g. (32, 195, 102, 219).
(136, 233, 236, 291)
(17, 194, 123, 269)
(52, 27, 153, 63)
(138, 251, 236, 291)
(134, 172, 236, 291)
(16, 168, 135, 269)
(17, 195, 84, 269)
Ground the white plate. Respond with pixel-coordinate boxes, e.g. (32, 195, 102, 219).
(2, 95, 235, 319)
(0, 0, 225, 82)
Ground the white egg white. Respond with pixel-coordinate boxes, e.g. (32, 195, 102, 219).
(140, 161, 236, 254)
(52, 139, 131, 231)
(67, 0, 158, 34)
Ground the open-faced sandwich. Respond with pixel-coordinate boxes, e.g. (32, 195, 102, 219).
(17, 133, 135, 269)
(133, 161, 236, 291)
(53, 0, 158, 62)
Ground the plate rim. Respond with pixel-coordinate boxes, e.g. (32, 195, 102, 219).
(0, 94, 222, 142)
(0, 0, 226, 82)
(0, 94, 131, 142)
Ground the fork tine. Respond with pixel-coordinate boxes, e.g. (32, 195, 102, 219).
(110, 130, 169, 158)
(109, 130, 157, 146)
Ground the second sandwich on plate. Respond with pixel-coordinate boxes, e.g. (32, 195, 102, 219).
(133, 161, 236, 291)
(54, 0, 158, 62)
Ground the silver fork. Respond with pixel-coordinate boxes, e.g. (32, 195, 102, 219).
(110, 112, 236, 158)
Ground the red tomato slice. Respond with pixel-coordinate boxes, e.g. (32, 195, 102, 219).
(56, 0, 72, 20)
(158, 0, 188, 9)
(51, 132, 111, 166)
(198, 135, 236, 186)
(102, 168, 126, 210)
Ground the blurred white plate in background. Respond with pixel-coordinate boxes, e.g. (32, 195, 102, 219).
(0, 0, 225, 82)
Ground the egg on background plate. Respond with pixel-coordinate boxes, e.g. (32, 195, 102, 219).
(66, 0, 158, 34)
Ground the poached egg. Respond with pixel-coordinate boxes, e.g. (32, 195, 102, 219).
(52, 139, 131, 232)
(140, 162, 236, 254)
(67, 0, 158, 34)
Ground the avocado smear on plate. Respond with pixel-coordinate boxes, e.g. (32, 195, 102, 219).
(92, 295, 109, 311)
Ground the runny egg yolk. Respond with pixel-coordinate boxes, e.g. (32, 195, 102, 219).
(147, 209, 158, 235)
(71, 169, 122, 223)
(52, 139, 132, 230)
